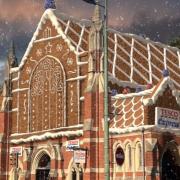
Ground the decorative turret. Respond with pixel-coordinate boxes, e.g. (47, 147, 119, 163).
(7, 41, 18, 69)
(3, 41, 18, 97)
(92, 2, 101, 22)
(86, 2, 103, 91)
(44, 0, 56, 10)
(89, 2, 102, 52)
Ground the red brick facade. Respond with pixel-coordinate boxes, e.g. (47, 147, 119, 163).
(0, 6, 180, 180)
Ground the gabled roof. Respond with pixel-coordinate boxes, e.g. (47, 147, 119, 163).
(110, 89, 152, 129)
(143, 77, 180, 106)
(11, 9, 91, 73)
(108, 30, 180, 90)
(11, 8, 180, 91)
(110, 77, 180, 129)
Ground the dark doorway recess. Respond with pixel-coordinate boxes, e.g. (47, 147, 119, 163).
(36, 154, 51, 180)
(161, 148, 180, 180)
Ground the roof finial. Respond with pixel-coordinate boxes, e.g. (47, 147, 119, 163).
(45, 0, 56, 10)
(162, 69, 169, 77)
(92, 2, 101, 22)
(7, 40, 18, 68)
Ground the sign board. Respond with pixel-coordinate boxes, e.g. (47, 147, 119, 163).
(73, 150, 86, 164)
(115, 147, 125, 166)
(155, 107, 180, 129)
(10, 146, 23, 156)
(66, 139, 80, 151)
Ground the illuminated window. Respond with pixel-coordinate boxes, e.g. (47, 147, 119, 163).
(135, 142, 143, 170)
(43, 27, 51, 38)
(71, 165, 83, 180)
(125, 143, 132, 171)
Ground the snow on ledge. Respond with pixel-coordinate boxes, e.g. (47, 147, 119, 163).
(113, 88, 154, 100)
(110, 125, 180, 135)
(66, 75, 87, 82)
(142, 77, 180, 106)
(11, 130, 83, 144)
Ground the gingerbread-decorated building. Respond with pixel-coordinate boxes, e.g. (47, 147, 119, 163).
(0, 2, 180, 180)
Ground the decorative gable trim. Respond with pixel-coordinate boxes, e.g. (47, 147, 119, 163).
(143, 77, 180, 106)
(11, 9, 79, 74)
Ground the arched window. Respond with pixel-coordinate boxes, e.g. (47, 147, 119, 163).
(36, 154, 51, 180)
(135, 142, 143, 170)
(72, 168, 77, 180)
(128, 145, 132, 169)
(125, 143, 132, 171)
(29, 57, 66, 132)
(43, 27, 51, 38)
(70, 164, 83, 180)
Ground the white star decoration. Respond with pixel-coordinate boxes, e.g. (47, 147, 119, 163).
(45, 42, 53, 54)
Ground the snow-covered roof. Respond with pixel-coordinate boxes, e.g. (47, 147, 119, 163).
(143, 77, 180, 106)
(12, 8, 180, 91)
(11, 9, 91, 73)
(110, 91, 150, 129)
(108, 30, 180, 90)
(110, 77, 180, 129)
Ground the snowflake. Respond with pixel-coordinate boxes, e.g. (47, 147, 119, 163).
(154, 8, 158, 13)
(36, 49, 43, 57)
(67, 58, 73, 65)
(26, 67, 32, 74)
(56, 44, 63, 52)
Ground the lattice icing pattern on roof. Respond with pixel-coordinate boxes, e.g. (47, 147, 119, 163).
(11, 9, 180, 90)
(110, 91, 152, 129)
(111, 96, 143, 128)
(108, 30, 180, 90)
(57, 16, 90, 53)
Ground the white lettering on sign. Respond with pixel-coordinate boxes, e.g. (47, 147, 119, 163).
(10, 147, 23, 156)
(73, 150, 86, 164)
(155, 107, 180, 129)
(66, 139, 80, 151)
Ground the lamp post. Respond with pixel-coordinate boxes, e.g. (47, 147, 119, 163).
(82, 0, 110, 178)
(103, 0, 110, 179)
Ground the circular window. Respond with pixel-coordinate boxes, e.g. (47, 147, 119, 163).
(115, 146, 125, 166)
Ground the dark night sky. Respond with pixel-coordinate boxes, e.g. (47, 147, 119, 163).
(0, 0, 180, 82)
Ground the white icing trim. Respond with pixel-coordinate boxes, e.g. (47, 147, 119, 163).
(177, 51, 180, 68)
(112, 34, 117, 76)
(11, 124, 83, 136)
(80, 96, 84, 101)
(113, 88, 153, 99)
(147, 43, 152, 83)
(10, 108, 18, 112)
(77, 61, 88, 66)
(130, 38, 134, 82)
(10, 130, 83, 144)
(34, 35, 62, 43)
(163, 48, 167, 69)
(12, 9, 82, 73)
(108, 28, 180, 52)
(65, 20, 70, 34)
(143, 77, 180, 106)
(109, 73, 146, 89)
(66, 75, 87, 82)
(12, 88, 29, 93)
(110, 125, 180, 135)
(12, 77, 19, 82)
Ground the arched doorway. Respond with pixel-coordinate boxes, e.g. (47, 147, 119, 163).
(36, 154, 51, 180)
(161, 146, 180, 180)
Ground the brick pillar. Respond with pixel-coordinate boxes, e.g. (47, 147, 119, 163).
(83, 59, 105, 179)
(0, 112, 8, 180)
